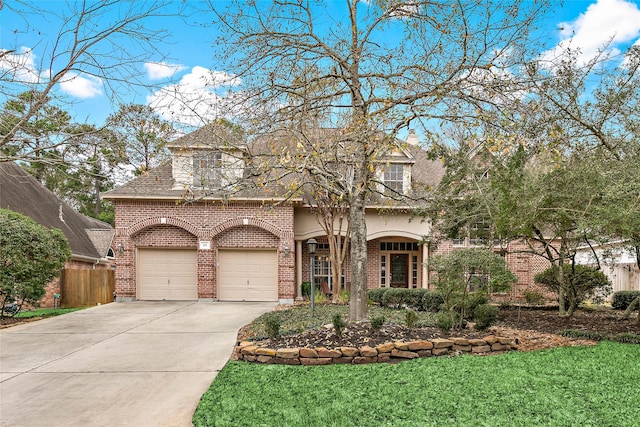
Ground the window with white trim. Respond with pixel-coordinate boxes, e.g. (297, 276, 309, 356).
(193, 151, 222, 188)
(383, 164, 404, 193)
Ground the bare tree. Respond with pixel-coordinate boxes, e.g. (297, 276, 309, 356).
(211, 0, 549, 320)
(0, 0, 180, 165)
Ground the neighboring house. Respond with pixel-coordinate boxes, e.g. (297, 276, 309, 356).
(0, 162, 115, 307)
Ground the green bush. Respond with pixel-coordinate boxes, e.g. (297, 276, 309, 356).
(1, 209, 71, 314)
(523, 290, 545, 305)
(405, 309, 418, 329)
(535, 265, 612, 315)
(435, 312, 453, 331)
(337, 290, 350, 303)
(370, 315, 385, 332)
(301, 282, 312, 297)
(332, 313, 346, 337)
(263, 313, 281, 338)
(404, 289, 426, 309)
(368, 288, 388, 304)
(381, 288, 407, 308)
(612, 291, 640, 310)
(467, 292, 489, 315)
(421, 291, 444, 312)
(473, 304, 499, 330)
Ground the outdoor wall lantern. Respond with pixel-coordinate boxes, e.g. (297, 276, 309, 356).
(283, 245, 290, 257)
(117, 242, 124, 255)
(306, 238, 318, 316)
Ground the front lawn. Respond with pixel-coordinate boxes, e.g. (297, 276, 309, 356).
(193, 341, 639, 426)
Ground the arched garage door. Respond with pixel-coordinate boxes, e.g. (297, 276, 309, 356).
(218, 249, 278, 301)
(137, 248, 198, 300)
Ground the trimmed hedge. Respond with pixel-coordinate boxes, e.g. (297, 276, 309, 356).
(368, 288, 387, 304)
(612, 291, 640, 310)
(368, 288, 443, 312)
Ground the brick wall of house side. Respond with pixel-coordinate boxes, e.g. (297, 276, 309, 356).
(113, 200, 295, 301)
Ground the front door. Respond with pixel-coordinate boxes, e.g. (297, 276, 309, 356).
(390, 254, 409, 288)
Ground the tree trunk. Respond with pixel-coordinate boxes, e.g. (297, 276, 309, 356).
(621, 296, 639, 324)
(348, 196, 368, 321)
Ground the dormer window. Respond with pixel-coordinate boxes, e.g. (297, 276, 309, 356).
(194, 151, 223, 188)
(384, 163, 404, 193)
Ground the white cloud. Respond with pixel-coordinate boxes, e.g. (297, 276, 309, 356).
(144, 61, 187, 80)
(147, 66, 241, 126)
(58, 72, 104, 98)
(545, 0, 640, 63)
(0, 47, 39, 83)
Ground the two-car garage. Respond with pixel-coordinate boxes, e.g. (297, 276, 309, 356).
(136, 248, 278, 302)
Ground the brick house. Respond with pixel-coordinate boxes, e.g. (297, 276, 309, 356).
(0, 162, 115, 307)
(103, 125, 455, 303)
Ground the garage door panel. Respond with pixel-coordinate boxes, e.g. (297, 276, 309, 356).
(138, 249, 198, 300)
(218, 249, 277, 301)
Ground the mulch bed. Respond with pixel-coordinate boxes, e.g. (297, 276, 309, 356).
(248, 307, 639, 353)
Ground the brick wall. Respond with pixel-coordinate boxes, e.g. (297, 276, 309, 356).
(113, 200, 295, 301)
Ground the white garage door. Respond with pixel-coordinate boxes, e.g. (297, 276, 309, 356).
(138, 249, 198, 300)
(218, 249, 278, 301)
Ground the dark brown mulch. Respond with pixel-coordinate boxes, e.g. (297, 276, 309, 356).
(497, 307, 640, 336)
(248, 307, 639, 353)
(257, 321, 488, 350)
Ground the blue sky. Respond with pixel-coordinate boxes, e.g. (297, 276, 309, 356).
(2, 0, 640, 129)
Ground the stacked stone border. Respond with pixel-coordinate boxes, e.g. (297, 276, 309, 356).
(236, 335, 517, 366)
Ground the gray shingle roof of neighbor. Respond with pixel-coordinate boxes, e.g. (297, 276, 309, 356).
(103, 124, 445, 206)
(0, 162, 114, 261)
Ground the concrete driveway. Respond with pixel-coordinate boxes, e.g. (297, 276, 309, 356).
(0, 301, 275, 427)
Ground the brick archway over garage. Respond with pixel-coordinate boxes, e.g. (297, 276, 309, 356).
(210, 217, 293, 240)
(126, 216, 200, 238)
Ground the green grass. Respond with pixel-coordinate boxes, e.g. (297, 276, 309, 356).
(15, 307, 83, 318)
(193, 342, 640, 426)
(243, 303, 437, 340)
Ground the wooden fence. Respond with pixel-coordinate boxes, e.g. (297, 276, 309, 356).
(60, 268, 115, 307)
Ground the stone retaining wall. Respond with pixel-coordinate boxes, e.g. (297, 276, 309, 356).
(236, 335, 517, 365)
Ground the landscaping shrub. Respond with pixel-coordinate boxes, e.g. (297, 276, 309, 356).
(523, 290, 545, 305)
(332, 313, 346, 337)
(435, 311, 453, 331)
(467, 292, 489, 314)
(404, 289, 426, 309)
(368, 288, 388, 304)
(405, 309, 418, 329)
(337, 290, 350, 303)
(314, 290, 326, 304)
(535, 265, 612, 316)
(473, 304, 499, 330)
(431, 248, 516, 328)
(421, 291, 444, 312)
(263, 313, 281, 338)
(381, 288, 407, 308)
(612, 291, 640, 310)
(370, 315, 385, 332)
(301, 282, 312, 297)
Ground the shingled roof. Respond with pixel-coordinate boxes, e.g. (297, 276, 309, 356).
(103, 125, 445, 206)
(0, 162, 114, 262)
